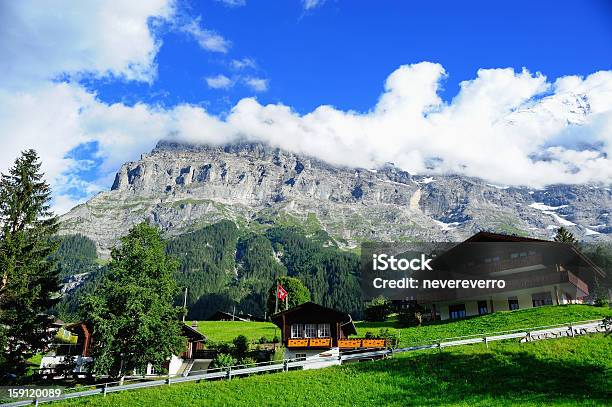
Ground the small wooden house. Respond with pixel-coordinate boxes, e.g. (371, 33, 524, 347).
(271, 302, 386, 369)
(41, 322, 207, 377)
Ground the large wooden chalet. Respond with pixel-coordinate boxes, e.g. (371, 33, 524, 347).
(406, 232, 607, 320)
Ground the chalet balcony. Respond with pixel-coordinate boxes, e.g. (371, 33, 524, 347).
(287, 337, 387, 349)
(453, 253, 545, 275)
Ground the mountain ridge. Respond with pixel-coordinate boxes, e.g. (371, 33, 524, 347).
(60, 140, 612, 256)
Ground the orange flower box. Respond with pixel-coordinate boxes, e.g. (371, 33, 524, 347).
(309, 338, 332, 347)
(338, 339, 362, 348)
(287, 339, 309, 347)
(362, 339, 386, 348)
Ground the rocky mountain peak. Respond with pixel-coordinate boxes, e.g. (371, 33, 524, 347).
(63, 141, 612, 257)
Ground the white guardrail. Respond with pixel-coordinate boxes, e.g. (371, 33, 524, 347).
(2, 319, 609, 407)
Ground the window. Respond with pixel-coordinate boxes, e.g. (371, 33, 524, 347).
(304, 324, 317, 338)
(532, 292, 553, 307)
(291, 324, 303, 338)
(477, 300, 488, 315)
(318, 323, 330, 337)
(508, 296, 519, 310)
(449, 304, 466, 319)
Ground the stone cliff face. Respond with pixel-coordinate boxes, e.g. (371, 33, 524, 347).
(60, 141, 612, 256)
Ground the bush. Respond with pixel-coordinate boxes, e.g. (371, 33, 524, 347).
(594, 287, 610, 307)
(377, 328, 399, 347)
(210, 353, 236, 369)
(233, 335, 249, 359)
(397, 302, 425, 327)
(238, 356, 257, 366)
(272, 346, 285, 361)
(364, 296, 393, 322)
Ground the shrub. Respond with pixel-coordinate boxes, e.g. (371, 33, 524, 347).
(364, 296, 393, 322)
(233, 335, 250, 359)
(272, 346, 285, 361)
(210, 353, 236, 369)
(238, 356, 257, 366)
(594, 287, 610, 307)
(397, 302, 425, 327)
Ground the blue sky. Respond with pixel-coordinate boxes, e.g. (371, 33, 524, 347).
(91, 0, 612, 113)
(0, 0, 611, 213)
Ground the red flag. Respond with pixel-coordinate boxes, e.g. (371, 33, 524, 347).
(277, 283, 288, 301)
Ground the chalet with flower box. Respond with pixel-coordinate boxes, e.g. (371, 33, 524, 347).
(271, 302, 386, 369)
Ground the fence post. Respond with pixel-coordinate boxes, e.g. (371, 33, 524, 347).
(283, 360, 288, 372)
(227, 366, 232, 381)
(34, 398, 39, 406)
(437, 342, 442, 352)
(103, 383, 108, 397)
(484, 336, 488, 349)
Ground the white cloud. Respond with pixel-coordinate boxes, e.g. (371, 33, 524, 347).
(206, 74, 234, 89)
(1, 2, 612, 215)
(215, 0, 246, 7)
(231, 58, 257, 70)
(181, 17, 231, 53)
(302, 0, 326, 10)
(243, 77, 269, 92)
(3, 63, 612, 216)
(0, 0, 175, 85)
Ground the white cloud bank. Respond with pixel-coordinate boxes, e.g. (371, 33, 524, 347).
(1, 2, 612, 216)
(0, 0, 175, 85)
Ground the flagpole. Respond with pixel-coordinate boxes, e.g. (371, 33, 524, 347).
(274, 277, 279, 314)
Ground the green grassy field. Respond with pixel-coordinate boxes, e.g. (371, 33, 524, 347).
(197, 320, 281, 344)
(356, 304, 612, 346)
(196, 305, 611, 346)
(54, 334, 612, 406)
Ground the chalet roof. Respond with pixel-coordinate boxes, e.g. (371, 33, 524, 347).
(62, 321, 207, 342)
(207, 310, 265, 322)
(270, 302, 357, 336)
(433, 231, 606, 278)
(181, 323, 206, 342)
(464, 231, 547, 243)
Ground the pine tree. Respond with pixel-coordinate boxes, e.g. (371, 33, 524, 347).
(554, 226, 577, 243)
(83, 222, 185, 378)
(0, 149, 60, 377)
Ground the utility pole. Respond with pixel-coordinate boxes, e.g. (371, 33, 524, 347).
(182, 287, 188, 323)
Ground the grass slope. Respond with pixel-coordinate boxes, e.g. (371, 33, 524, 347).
(55, 335, 612, 406)
(356, 304, 612, 346)
(196, 305, 611, 345)
(197, 320, 280, 344)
